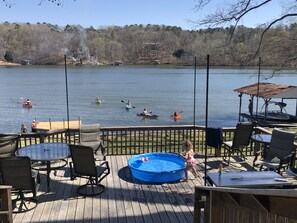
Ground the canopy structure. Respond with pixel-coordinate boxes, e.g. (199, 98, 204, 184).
(234, 82, 297, 99)
(234, 82, 297, 125)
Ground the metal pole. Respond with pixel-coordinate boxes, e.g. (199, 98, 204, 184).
(193, 57, 197, 126)
(238, 94, 242, 122)
(64, 55, 70, 143)
(193, 56, 197, 148)
(256, 57, 261, 120)
(204, 55, 210, 186)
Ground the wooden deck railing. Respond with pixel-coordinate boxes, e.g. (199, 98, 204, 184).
(194, 186, 297, 223)
(15, 125, 272, 157)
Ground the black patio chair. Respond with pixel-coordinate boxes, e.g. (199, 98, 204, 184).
(222, 122, 255, 165)
(69, 144, 110, 196)
(0, 156, 39, 213)
(255, 128, 296, 173)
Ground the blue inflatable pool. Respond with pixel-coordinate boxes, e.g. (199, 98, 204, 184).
(128, 152, 186, 183)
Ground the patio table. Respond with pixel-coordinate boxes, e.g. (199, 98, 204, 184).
(206, 171, 291, 188)
(251, 134, 272, 166)
(17, 142, 70, 191)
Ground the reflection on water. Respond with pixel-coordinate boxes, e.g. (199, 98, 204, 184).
(0, 65, 296, 133)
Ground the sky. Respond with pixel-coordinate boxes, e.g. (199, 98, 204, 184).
(0, 0, 284, 30)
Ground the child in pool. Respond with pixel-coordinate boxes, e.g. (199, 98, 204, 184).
(180, 140, 198, 182)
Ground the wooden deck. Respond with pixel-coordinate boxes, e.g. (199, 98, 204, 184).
(12, 155, 266, 223)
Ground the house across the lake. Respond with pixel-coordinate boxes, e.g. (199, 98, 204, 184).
(21, 59, 31, 65)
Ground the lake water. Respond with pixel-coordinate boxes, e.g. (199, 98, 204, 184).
(1, 65, 297, 133)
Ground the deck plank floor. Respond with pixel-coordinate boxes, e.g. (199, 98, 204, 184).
(11, 155, 270, 223)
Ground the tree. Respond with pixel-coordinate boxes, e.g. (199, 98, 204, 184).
(193, 0, 297, 68)
(4, 51, 13, 62)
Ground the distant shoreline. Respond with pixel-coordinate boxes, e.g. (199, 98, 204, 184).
(0, 60, 21, 66)
(0, 60, 294, 71)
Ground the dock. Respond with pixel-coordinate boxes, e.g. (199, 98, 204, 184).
(35, 119, 81, 131)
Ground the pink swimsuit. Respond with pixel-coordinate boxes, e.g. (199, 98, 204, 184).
(186, 151, 196, 167)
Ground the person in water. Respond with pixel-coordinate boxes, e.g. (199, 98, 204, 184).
(173, 111, 181, 120)
(180, 140, 198, 182)
(127, 100, 132, 106)
(26, 98, 31, 105)
(96, 96, 101, 103)
(142, 108, 148, 115)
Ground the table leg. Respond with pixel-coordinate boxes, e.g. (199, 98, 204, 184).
(46, 161, 51, 192)
(253, 151, 259, 167)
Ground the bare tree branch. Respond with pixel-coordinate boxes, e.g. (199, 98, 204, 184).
(193, 0, 297, 74)
(256, 13, 297, 56)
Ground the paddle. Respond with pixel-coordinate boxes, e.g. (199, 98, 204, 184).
(121, 100, 135, 108)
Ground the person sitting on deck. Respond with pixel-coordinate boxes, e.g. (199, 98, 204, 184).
(20, 123, 27, 133)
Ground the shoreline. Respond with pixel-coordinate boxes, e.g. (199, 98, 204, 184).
(0, 61, 21, 66)
(0, 60, 292, 71)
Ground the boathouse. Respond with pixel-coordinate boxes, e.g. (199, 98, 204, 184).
(234, 82, 297, 126)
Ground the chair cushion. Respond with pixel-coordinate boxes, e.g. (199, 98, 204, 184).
(255, 160, 279, 170)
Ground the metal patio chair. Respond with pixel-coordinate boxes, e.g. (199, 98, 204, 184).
(0, 156, 39, 213)
(69, 144, 110, 196)
(222, 122, 255, 164)
(255, 128, 296, 173)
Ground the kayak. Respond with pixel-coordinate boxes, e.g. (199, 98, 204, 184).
(126, 105, 133, 109)
(95, 100, 102, 104)
(137, 113, 159, 118)
(173, 114, 181, 120)
(22, 102, 33, 108)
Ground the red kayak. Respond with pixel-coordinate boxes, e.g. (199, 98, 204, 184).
(22, 102, 33, 108)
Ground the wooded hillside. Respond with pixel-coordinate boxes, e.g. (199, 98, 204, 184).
(1, 22, 296, 67)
